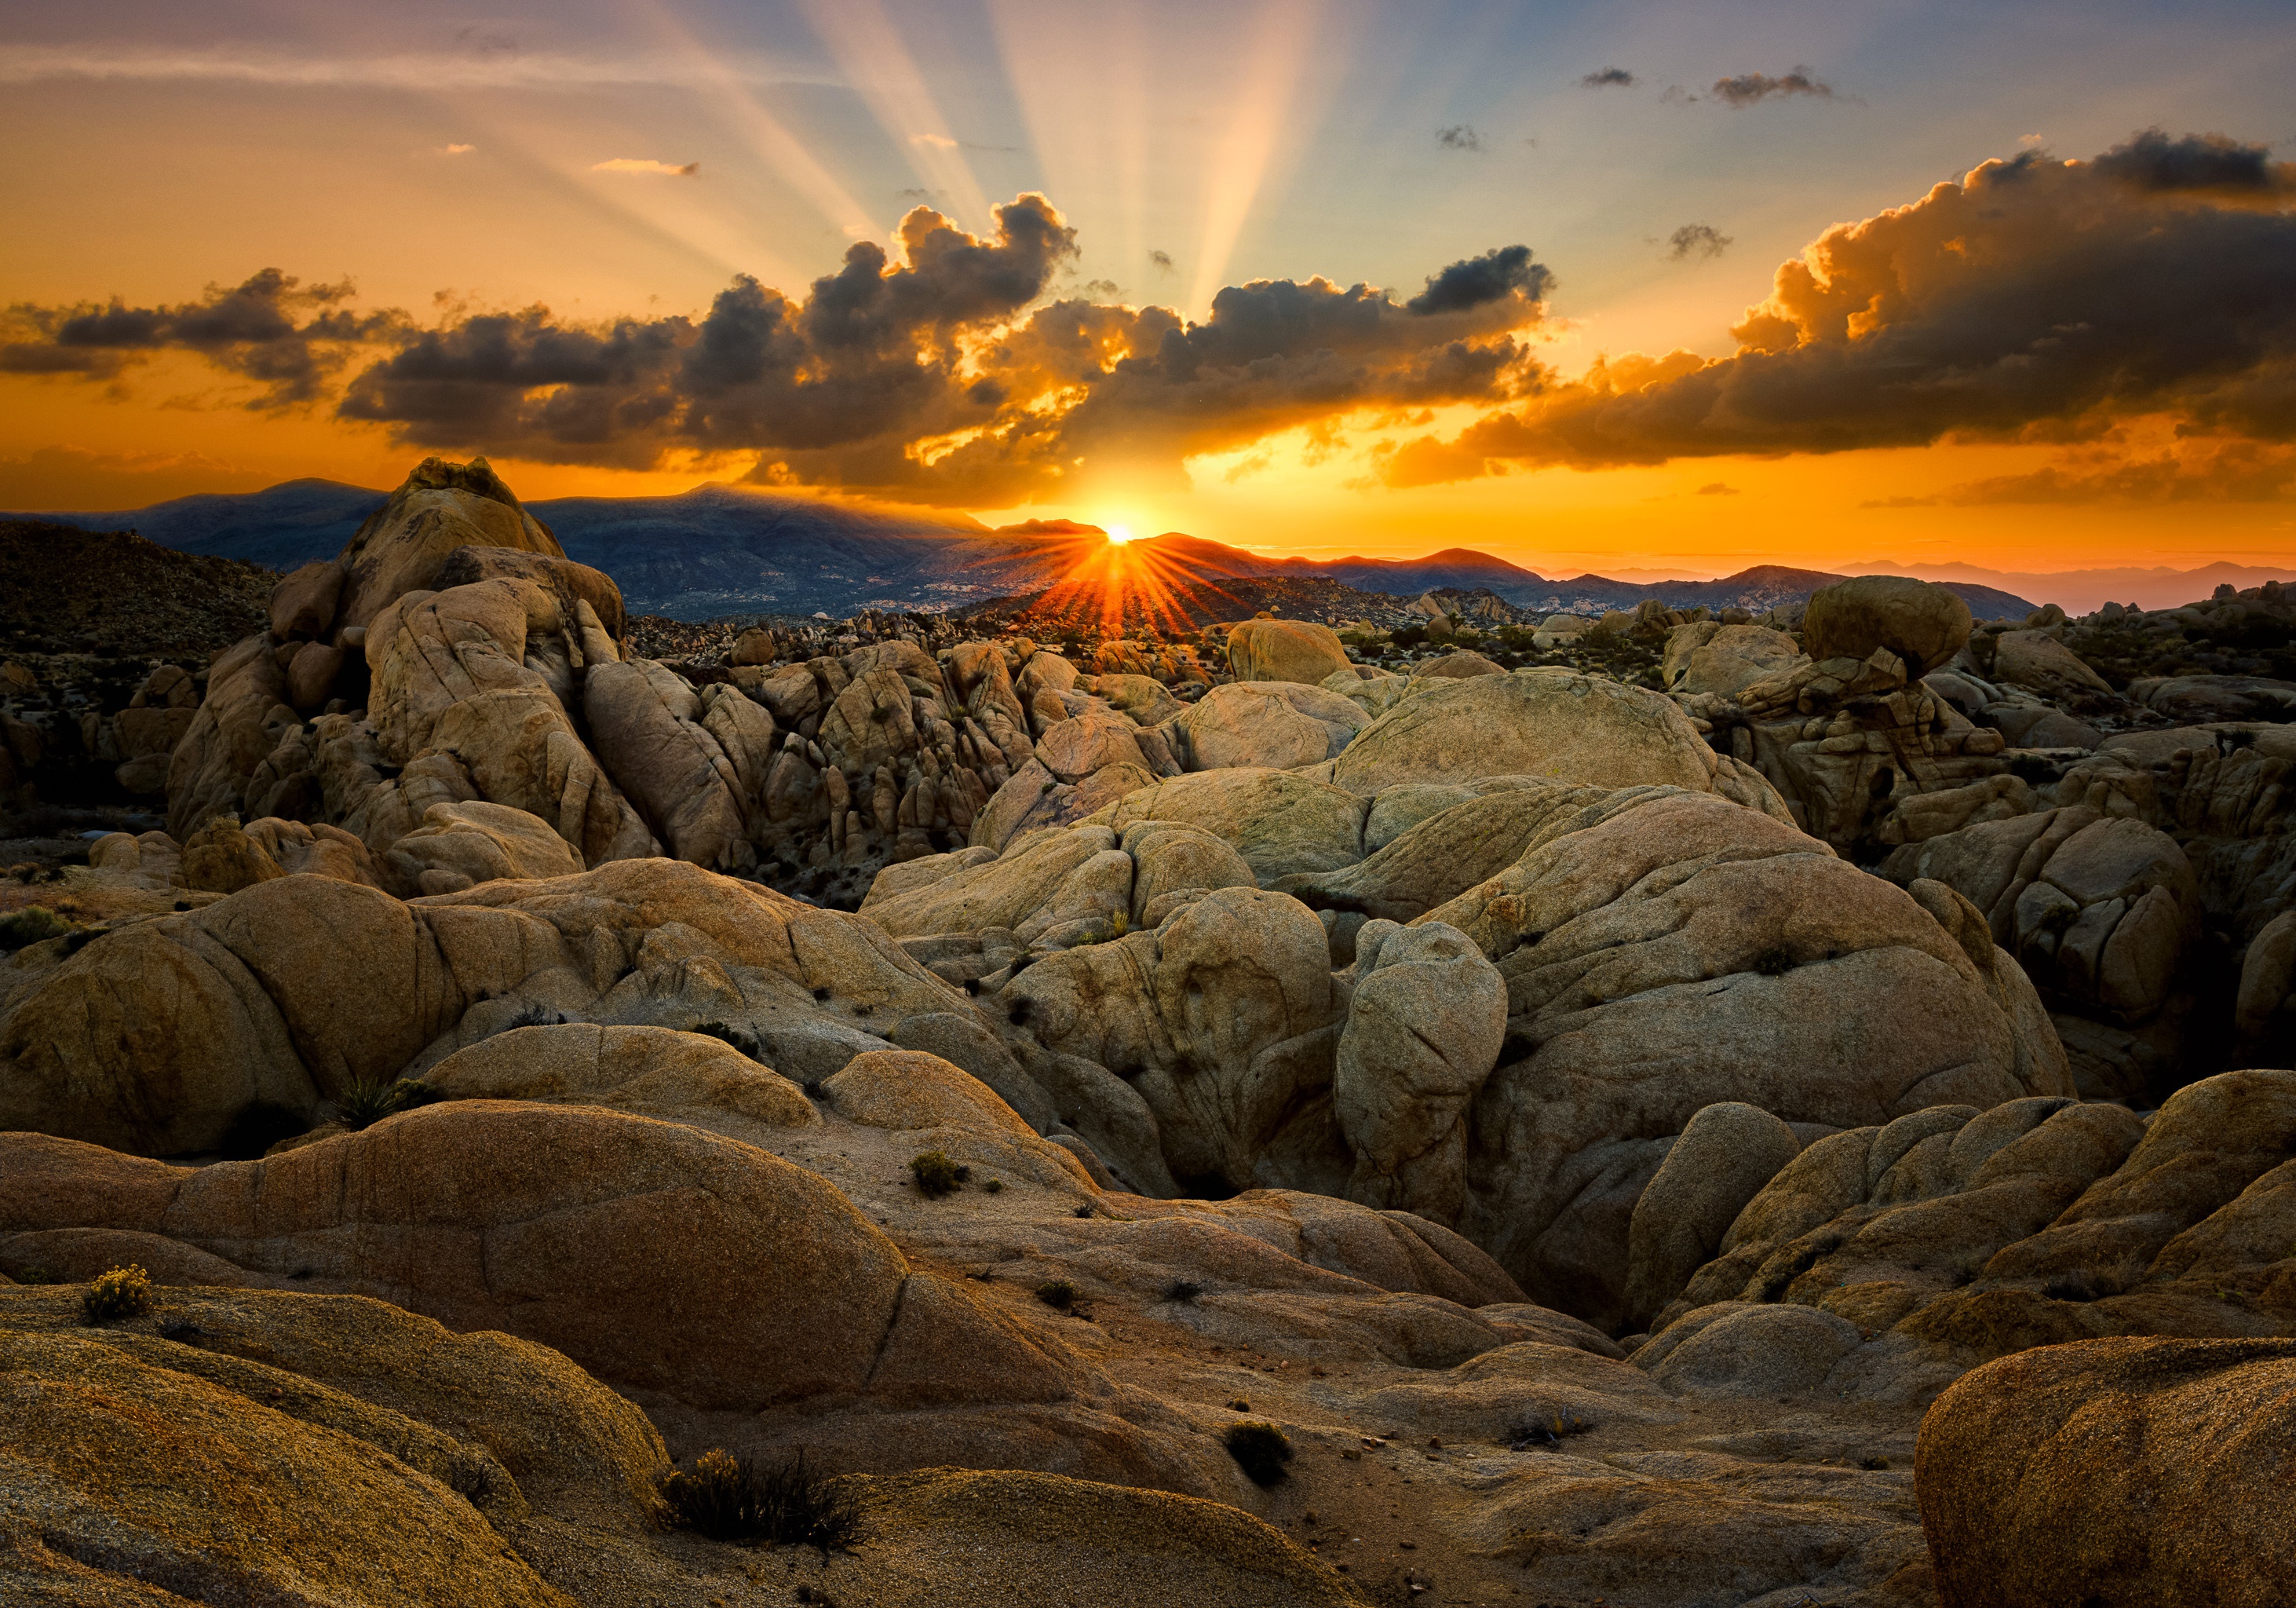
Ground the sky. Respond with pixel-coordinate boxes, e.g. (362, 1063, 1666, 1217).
(2, 0, 2294, 576)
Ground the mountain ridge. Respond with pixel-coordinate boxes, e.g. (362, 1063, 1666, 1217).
(0, 477, 2112, 622)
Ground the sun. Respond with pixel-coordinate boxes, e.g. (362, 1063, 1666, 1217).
(1104, 523, 1137, 544)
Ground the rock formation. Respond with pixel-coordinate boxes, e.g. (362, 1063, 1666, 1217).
(9, 462, 2296, 1603)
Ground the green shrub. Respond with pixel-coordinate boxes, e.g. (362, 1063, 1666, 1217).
(0, 905, 71, 952)
(1224, 1421, 1294, 1486)
(984, 1178, 1005, 1194)
(1035, 1279, 1079, 1310)
(83, 1264, 153, 1325)
(334, 1079, 404, 1131)
(659, 1449, 865, 1551)
(909, 1150, 965, 1197)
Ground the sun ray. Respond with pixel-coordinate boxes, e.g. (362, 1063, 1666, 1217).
(794, 0, 995, 234)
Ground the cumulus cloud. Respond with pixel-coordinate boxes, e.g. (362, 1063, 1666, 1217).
(0, 196, 1551, 502)
(0, 269, 402, 403)
(1579, 67, 1635, 88)
(2093, 126, 2296, 199)
(1667, 223, 1732, 261)
(592, 158, 699, 176)
(1710, 66, 1833, 107)
(1372, 130, 2296, 484)
(1436, 124, 1484, 152)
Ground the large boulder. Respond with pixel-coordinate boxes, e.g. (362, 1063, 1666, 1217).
(1093, 769, 1372, 883)
(1168, 682, 1367, 771)
(1642, 1069, 2296, 1400)
(1990, 628, 2114, 698)
(1918, 1337, 2296, 1607)
(334, 456, 564, 633)
(366, 578, 653, 867)
(1225, 618, 1352, 685)
(1422, 787, 2072, 1324)
(1329, 670, 1722, 797)
(1802, 576, 1972, 676)
(1661, 622, 1809, 697)
(0, 859, 999, 1155)
(0, 1105, 1218, 1497)
(381, 800, 585, 894)
(582, 657, 754, 872)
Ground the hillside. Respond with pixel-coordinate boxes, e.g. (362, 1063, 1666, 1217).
(0, 519, 272, 657)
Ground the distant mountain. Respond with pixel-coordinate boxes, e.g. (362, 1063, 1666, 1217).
(1858, 560, 2296, 616)
(27, 479, 388, 571)
(9, 477, 2035, 623)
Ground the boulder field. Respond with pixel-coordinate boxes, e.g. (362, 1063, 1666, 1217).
(5, 457, 2295, 1604)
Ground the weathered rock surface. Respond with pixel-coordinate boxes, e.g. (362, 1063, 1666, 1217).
(1224, 618, 1352, 685)
(1918, 1337, 2296, 1608)
(1802, 575, 1972, 677)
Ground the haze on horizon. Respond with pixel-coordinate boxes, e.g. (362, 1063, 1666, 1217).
(2, 0, 2294, 578)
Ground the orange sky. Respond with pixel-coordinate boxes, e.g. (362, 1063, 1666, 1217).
(4, 1, 2294, 576)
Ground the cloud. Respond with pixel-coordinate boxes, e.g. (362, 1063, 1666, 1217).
(1404, 245, 1550, 315)
(591, 158, 699, 177)
(911, 133, 958, 150)
(1667, 223, 1732, 261)
(1710, 66, 1833, 107)
(1579, 67, 1635, 88)
(2093, 127, 2296, 200)
(1436, 124, 1484, 152)
(0, 195, 1553, 502)
(1696, 481, 1739, 495)
(1371, 131, 2296, 483)
(438, 143, 476, 156)
(0, 269, 402, 403)
(1148, 250, 1175, 273)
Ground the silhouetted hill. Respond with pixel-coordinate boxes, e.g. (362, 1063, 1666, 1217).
(8, 479, 2045, 621)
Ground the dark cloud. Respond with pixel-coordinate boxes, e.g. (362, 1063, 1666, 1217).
(1710, 66, 1832, 107)
(1405, 246, 1550, 315)
(2093, 127, 2295, 199)
(0, 269, 401, 403)
(1696, 481, 1739, 495)
(1668, 223, 1732, 261)
(1148, 250, 1175, 273)
(1579, 67, 1635, 88)
(1374, 135, 2296, 484)
(0, 198, 1551, 502)
(1436, 124, 1484, 152)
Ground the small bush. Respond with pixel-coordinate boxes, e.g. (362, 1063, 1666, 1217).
(11, 1263, 62, 1285)
(2042, 1272, 2099, 1303)
(0, 905, 71, 952)
(504, 1002, 566, 1031)
(1509, 1412, 1597, 1451)
(1163, 1278, 1204, 1303)
(983, 1177, 1004, 1194)
(1224, 1421, 1294, 1486)
(1035, 1279, 1079, 1310)
(690, 1020, 762, 1060)
(1072, 1203, 1095, 1219)
(83, 1264, 153, 1325)
(910, 1150, 962, 1197)
(334, 1079, 407, 1131)
(659, 1449, 866, 1552)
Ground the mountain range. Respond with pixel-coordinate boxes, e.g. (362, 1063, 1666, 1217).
(11, 476, 2203, 624)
